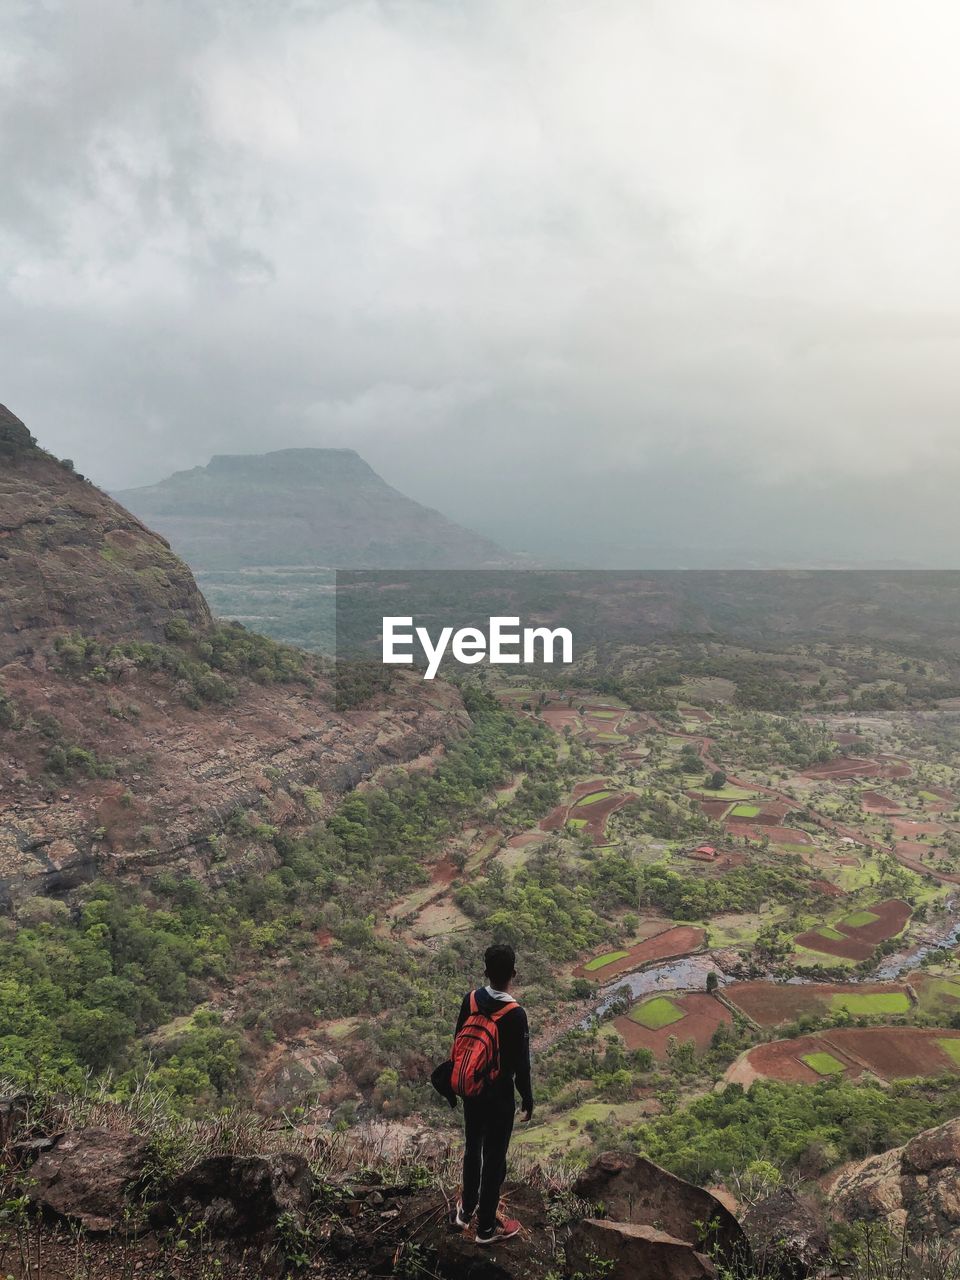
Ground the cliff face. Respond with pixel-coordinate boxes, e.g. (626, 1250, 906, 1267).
(0, 407, 467, 902)
(0, 405, 212, 663)
(0, 653, 464, 902)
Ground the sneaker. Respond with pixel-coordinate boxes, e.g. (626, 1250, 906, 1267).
(475, 1216, 521, 1245)
(452, 1202, 473, 1229)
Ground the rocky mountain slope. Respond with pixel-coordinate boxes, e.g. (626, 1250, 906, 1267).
(0, 405, 211, 664)
(116, 448, 509, 570)
(0, 407, 466, 903)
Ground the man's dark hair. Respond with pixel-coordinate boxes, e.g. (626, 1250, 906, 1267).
(484, 943, 516, 989)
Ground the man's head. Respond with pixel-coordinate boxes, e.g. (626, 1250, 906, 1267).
(484, 943, 517, 991)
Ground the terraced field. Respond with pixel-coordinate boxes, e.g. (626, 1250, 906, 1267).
(726, 1027, 960, 1087)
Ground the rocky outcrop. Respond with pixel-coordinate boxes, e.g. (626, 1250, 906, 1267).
(830, 1116, 960, 1245)
(26, 1129, 151, 1232)
(743, 1188, 830, 1279)
(0, 658, 465, 900)
(0, 404, 211, 664)
(573, 1151, 750, 1272)
(154, 1153, 313, 1238)
(567, 1219, 718, 1280)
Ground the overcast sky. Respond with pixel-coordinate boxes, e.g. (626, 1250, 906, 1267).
(3, 1, 960, 564)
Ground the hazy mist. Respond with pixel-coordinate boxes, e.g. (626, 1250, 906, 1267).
(3, 1, 960, 565)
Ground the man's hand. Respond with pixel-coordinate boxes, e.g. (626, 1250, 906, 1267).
(519, 1106, 533, 1123)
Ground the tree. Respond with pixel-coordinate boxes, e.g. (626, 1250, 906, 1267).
(708, 770, 727, 791)
(706, 971, 720, 993)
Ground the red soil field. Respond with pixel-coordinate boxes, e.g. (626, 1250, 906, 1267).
(879, 756, 912, 779)
(794, 930, 874, 961)
(802, 758, 882, 780)
(615, 992, 731, 1057)
(810, 878, 847, 897)
(570, 779, 614, 801)
(576, 793, 627, 842)
(429, 858, 458, 886)
(860, 791, 903, 813)
(539, 705, 582, 732)
(725, 822, 812, 845)
(697, 799, 734, 820)
(889, 819, 945, 838)
(682, 707, 713, 723)
(573, 924, 706, 980)
(507, 831, 545, 848)
(726, 1027, 960, 1087)
(540, 805, 567, 832)
(724, 980, 912, 1027)
(539, 785, 626, 843)
(850, 899, 913, 942)
(795, 898, 911, 960)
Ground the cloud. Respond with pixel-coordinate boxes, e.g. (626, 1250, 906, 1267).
(2, 0, 960, 561)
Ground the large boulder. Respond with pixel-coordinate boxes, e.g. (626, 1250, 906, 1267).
(573, 1152, 751, 1272)
(567, 1219, 717, 1280)
(26, 1129, 151, 1232)
(743, 1188, 830, 1279)
(830, 1116, 960, 1244)
(155, 1152, 313, 1237)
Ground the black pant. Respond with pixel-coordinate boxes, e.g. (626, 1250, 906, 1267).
(461, 1094, 515, 1233)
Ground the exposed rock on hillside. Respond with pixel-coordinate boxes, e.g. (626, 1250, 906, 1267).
(0, 404, 211, 663)
(0, 649, 464, 901)
(154, 1152, 314, 1239)
(573, 1150, 750, 1271)
(0, 406, 467, 901)
(27, 1129, 152, 1232)
(743, 1188, 830, 1279)
(116, 447, 509, 570)
(567, 1218, 719, 1280)
(830, 1115, 960, 1246)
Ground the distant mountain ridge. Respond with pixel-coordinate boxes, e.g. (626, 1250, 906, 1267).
(116, 448, 511, 570)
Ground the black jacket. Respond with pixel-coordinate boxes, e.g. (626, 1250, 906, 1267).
(454, 988, 534, 1114)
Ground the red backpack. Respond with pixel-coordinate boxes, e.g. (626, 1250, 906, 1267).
(450, 991, 517, 1099)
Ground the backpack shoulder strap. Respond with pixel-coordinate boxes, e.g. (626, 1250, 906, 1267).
(468, 990, 478, 1016)
(490, 1000, 518, 1022)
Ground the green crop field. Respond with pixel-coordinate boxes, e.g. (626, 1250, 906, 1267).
(576, 790, 615, 806)
(583, 949, 629, 972)
(628, 996, 685, 1030)
(842, 910, 881, 928)
(567, 817, 588, 829)
(938, 1038, 960, 1067)
(590, 711, 620, 719)
(595, 732, 628, 742)
(802, 1051, 846, 1076)
(818, 926, 846, 940)
(731, 803, 761, 817)
(831, 992, 911, 1016)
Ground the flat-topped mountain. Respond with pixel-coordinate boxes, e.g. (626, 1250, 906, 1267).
(0, 404, 211, 663)
(116, 448, 509, 570)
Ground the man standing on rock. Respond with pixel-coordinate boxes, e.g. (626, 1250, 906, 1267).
(447, 943, 533, 1245)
